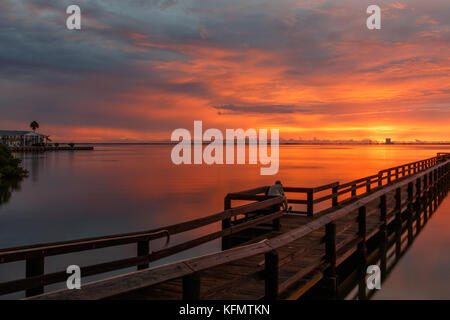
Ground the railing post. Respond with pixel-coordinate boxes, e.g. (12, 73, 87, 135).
(265, 250, 279, 300)
(407, 183, 414, 245)
(325, 222, 337, 299)
(366, 179, 371, 193)
(438, 167, 441, 194)
(25, 256, 45, 297)
(378, 172, 383, 187)
(332, 183, 339, 207)
(182, 272, 201, 300)
(423, 177, 429, 223)
(307, 190, 314, 217)
(137, 240, 150, 270)
(379, 195, 387, 279)
(429, 172, 434, 215)
(445, 164, 447, 193)
(395, 188, 402, 258)
(358, 206, 367, 300)
(352, 184, 357, 197)
(415, 178, 422, 234)
(222, 196, 232, 250)
(434, 169, 438, 210)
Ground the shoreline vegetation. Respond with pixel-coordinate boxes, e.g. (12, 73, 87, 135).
(0, 145, 27, 206)
(0, 145, 28, 182)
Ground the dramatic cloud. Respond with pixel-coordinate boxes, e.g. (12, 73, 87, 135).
(0, 0, 449, 141)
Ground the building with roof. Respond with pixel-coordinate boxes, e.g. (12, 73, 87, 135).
(0, 130, 46, 147)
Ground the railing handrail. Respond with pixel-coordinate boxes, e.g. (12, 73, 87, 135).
(0, 196, 284, 263)
(274, 154, 450, 216)
(29, 158, 450, 300)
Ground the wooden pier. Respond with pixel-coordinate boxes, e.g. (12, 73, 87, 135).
(0, 153, 449, 300)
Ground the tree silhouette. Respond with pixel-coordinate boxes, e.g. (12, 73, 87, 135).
(30, 121, 39, 132)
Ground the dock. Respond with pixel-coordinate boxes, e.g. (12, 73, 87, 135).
(0, 153, 449, 300)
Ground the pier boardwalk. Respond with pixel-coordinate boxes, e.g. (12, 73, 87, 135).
(0, 153, 449, 300)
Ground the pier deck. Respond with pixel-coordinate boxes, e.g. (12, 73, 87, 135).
(0, 153, 449, 300)
(117, 187, 424, 300)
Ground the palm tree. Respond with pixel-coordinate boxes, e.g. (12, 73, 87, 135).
(30, 121, 39, 132)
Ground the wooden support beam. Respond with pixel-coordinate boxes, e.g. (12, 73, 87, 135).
(407, 183, 414, 245)
(325, 223, 337, 299)
(25, 257, 44, 297)
(379, 195, 387, 279)
(357, 206, 367, 300)
(264, 250, 279, 300)
(352, 184, 357, 197)
(182, 272, 201, 300)
(332, 184, 339, 207)
(137, 240, 150, 270)
(395, 187, 402, 259)
(415, 178, 422, 234)
(222, 197, 232, 250)
(307, 190, 314, 217)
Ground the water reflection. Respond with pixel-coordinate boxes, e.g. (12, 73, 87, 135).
(1, 144, 450, 248)
(0, 145, 449, 299)
(0, 179, 23, 208)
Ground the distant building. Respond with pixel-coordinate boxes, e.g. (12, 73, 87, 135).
(385, 138, 393, 144)
(0, 130, 45, 147)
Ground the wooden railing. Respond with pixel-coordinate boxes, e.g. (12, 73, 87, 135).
(28, 156, 450, 300)
(226, 154, 449, 216)
(0, 196, 285, 297)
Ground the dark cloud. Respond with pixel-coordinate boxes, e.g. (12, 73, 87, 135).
(213, 104, 311, 114)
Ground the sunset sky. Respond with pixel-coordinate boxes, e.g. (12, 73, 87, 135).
(0, 0, 449, 142)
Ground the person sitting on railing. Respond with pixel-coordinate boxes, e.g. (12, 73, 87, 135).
(267, 180, 285, 197)
(266, 180, 291, 212)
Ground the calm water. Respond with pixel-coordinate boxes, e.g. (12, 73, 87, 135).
(1, 144, 449, 299)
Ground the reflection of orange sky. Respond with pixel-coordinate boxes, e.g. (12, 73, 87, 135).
(99, 144, 449, 200)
